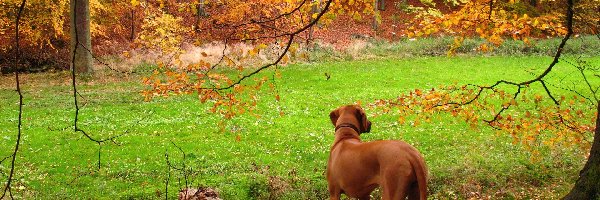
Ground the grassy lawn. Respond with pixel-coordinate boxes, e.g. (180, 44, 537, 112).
(1, 55, 598, 199)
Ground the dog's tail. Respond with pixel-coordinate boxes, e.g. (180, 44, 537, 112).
(412, 153, 428, 200)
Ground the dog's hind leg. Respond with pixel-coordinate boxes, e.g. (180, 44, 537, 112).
(407, 182, 421, 200)
(358, 194, 371, 200)
(328, 185, 341, 200)
(381, 170, 410, 200)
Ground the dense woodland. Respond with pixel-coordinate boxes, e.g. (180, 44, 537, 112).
(1, 0, 596, 72)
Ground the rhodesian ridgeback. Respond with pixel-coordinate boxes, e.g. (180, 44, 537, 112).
(327, 105, 428, 200)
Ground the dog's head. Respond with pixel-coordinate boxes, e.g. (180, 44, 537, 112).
(329, 105, 372, 134)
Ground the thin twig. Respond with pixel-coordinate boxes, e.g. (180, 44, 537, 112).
(77, 43, 133, 74)
(70, 0, 131, 171)
(165, 150, 170, 200)
(2, 1, 26, 199)
(225, 0, 310, 30)
(540, 80, 559, 105)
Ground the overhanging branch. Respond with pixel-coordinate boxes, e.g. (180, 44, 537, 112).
(207, 0, 333, 91)
(446, 0, 574, 126)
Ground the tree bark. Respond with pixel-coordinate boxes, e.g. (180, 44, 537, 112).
(194, 0, 207, 32)
(529, 0, 538, 7)
(378, 0, 385, 11)
(70, 0, 93, 74)
(372, 0, 379, 30)
(562, 103, 600, 199)
(308, 0, 319, 43)
(130, 9, 135, 41)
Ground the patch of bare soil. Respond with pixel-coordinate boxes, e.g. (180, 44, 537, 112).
(178, 187, 221, 200)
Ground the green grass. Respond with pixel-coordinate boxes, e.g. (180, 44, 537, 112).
(1, 55, 599, 199)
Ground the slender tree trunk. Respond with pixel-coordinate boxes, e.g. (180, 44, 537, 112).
(70, 0, 93, 74)
(378, 0, 385, 11)
(130, 8, 135, 41)
(529, 0, 537, 7)
(372, 0, 379, 30)
(563, 103, 600, 199)
(195, 3, 201, 32)
(195, 0, 208, 32)
(308, 0, 319, 44)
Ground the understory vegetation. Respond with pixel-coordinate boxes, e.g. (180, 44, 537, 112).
(309, 35, 600, 61)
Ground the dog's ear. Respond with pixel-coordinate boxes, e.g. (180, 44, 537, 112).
(358, 107, 371, 133)
(329, 108, 340, 127)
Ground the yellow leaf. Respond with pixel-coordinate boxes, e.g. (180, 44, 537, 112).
(480, 44, 489, 52)
(131, 0, 140, 7)
(443, 20, 450, 27)
(398, 116, 406, 125)
(257, 43, 268, 50)
(281, 55, 289, 64)
(248, 49, 257, 56)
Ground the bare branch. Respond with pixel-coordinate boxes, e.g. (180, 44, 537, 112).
(574, 59, 600, 102)
(164, 150, 171, 200)
(70, 0, 133, 171)
(484, 86, 522, 124)
(2, 0, 26, 199)
(227, 0, 310, 30)
(488, 0, 494, 20)
(548, 81, 595, 105)
(77, 43, 133, 74)
(438, 0, 575, 127)
(540, 80, 559, 105)
(212, 34, 296, 91)
(205, 0, 333, 91)
(164, 141, 202, 199)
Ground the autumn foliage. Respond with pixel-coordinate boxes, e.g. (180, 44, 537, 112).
(1, 0, 597, 67)
(369, 85, 595, 156)
(405, 0, 570, 54)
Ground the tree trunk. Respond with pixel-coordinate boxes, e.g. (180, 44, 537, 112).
(195, 0, 207, 32)
(529, 0, 538, 7)
(130, 9, 135, 41)
(308, 0, 319, 44)
(372, 0, 379, 30)
(562, 103, 600, 199)
(378, 0, 385, 11)
(70, 0, 93, 74)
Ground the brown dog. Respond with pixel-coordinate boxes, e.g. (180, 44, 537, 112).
(327, 105, 428, 200)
